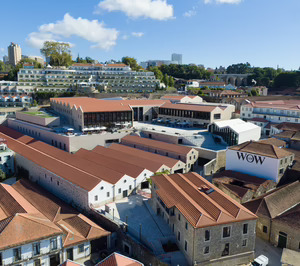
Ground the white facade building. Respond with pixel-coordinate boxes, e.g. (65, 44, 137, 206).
(8, 42, 22, 66)
(160, 95, 203, 104)
(226, 141, 294, 182)
(209, 119, 261, 146)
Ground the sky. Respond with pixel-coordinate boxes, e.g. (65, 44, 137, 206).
(0, 0, 299, 70)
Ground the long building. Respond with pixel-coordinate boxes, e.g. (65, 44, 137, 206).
(150, 172, 257, 265)
(0, 179, 110, 266)
(121, 135, 198, 172)
(241, 100, 300, 135)
(17, 63, 159, 92)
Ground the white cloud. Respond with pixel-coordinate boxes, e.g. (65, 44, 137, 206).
(121, 35, 129, 40)
(183, 10, 197, 17)
(204, 0, 242, 4)
(131, 32, 144, 37)
(97, 0, 174, 20)
(26, 13, 119, 50)
(0, 48, 5, 53)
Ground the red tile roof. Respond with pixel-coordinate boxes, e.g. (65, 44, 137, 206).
(160, 102, 216, 112)
(243, 100, 300, 111)
(152, 172, 257, 228)
(50, 97, 132, 113)
(250, 118, 269, 123)
(96, 252, 143, 266)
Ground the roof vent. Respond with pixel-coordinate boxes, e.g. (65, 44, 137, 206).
(199, 185, 214, 194)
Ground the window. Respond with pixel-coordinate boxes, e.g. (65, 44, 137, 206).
(124, 180, 127, 183)
(33, 242, 40, 256)
(94, 195, 98, 201)
(185, 222, 188, 230)
(34, 259, 41, 266)
(0, 253, 2, 266)
(100, 186, 104, 190)
(129, 185, 132, 190)
(57, 181, 59, 186)
(222, 243, 230, 256)
(118, 188, 121, 194)
(13, 247, 21, 261)
(50, 238, 57, 250)
(279, 168, 284, 174)
(184, 241, 188, 251)
(205, 230, 210, 241)
(204, 246, 209, 254)
(78, 244, 84, 253)
(223, 226, 231, 238)
(243, 224, 248, 234)
(178, 231, 181, 241)
(242, 239, 247, 247)
(263, 226, 268, 233)
(107, 192, 110, 197)
(178, 214, 181, 221)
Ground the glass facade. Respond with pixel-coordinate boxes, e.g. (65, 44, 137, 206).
(84, 111, 132, 127)
(159, 107, 210, 120)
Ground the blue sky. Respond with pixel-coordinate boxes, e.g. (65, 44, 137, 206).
(0, 0, 299, 70)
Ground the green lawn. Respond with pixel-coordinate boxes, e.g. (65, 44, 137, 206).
(23, 111, 53, 118)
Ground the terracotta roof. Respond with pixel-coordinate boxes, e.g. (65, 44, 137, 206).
(60, 260, 83, 266)
(222, 183, 249, 198)
(106, 64, 127, 67)
(243, 100, 300, 111)
(230, 141, 293, 159)
(259, 138, 286, 147)
(273, 130, 297, 139)
(115, 99, 168, 106)
(72, 63, 93, 67)
(273, 203, 300, 228)
(160, 102, 216, 112)
(92, 145, 168, 173)
(152, 172, 257, 228)
(96, 252, 143, 266)
(243, 181, 300, 219)
(0, 126, 101, 191)
(250, 117, 269, 123)
(50, 97, 132, 112)
(121, 135, 194, 156)
(274, 122, 300, 131)
(109, 143, 183, 168)
(160, 95, 186, 100)
(75, 148, 147, 178)
(292, 131, 300, 141)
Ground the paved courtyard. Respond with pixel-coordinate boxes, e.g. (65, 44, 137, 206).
(254, 237, 282, 266)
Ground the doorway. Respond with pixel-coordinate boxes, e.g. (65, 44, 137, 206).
(123, 190, 128, 198)
(278, 232, 287, 248)
(50, 254, 60, 266)
(66, 247, 74, 260)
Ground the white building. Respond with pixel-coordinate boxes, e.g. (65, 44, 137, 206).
(171, 53, 182, 64)
(209, 119, 261, 146)
(0, 179, 110, 266)
(160, 95, 203, 104)
(185, 80, 199, 89)
(28, 55, 44, 65)
(226, 141, 294, 182)
(8, 42, 22, 66)
(241, 100, 300, 135)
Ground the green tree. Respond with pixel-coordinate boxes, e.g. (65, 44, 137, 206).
(168, 76, 175, 87)
(149, 66, 163, 81)
(121, 57, 142, 71)
(163, 73, 169, 87)
(40, 41, 72, 67)
(0, 169, 6, 181)
(250, 89, 258, 96)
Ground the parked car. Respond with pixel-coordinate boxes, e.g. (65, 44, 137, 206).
(251, 255, 269, 266)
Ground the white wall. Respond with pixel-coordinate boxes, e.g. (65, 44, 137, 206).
(226, 149, 280, 182)
(238, 127, 261, 144)
(2, 235, 62, 266)
(62, 242, 90, 262)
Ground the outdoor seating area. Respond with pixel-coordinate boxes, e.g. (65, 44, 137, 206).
(152, 117, 194, 128)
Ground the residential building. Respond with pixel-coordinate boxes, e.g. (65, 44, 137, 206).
(7, 42, 22, 66)
(271, 123, 300, 150)
(208, 119, 261, 146)
(0, 139, 14, 176)
(96, 252, 144, 266)
(185, 80, 199, 89)
(171, 53, 182, 64)
(243, 86, 268, 96)
(121, 135, 198, 172)
(0, 178, 110, 266)
(213, 170, 276, 203)
(50, 97, 133, 131)
(150, 172, 257, 266)
(243, 181, 300, 251)
(158, 102, 234, 126)
(0, 95, 33, 107)
(28, 55, 44, 65)
(258, 137, 286, 148)
(198, 81, 226, 89)
(160, 95, 203, 104)
(0, 125, 153, 210)
(226, 141, 294, 182)
(17, 63, 159, 92)
(205, 90, 248, 99)
(240, 100, 300, 135)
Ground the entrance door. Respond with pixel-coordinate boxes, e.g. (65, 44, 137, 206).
(278, 232, 287, 248)
(123, 190, 128, 198)
(66, 248, 74, 260)
(50, 254, 60, 266)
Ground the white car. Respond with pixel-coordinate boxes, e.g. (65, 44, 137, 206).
(251, 255, 269, 266)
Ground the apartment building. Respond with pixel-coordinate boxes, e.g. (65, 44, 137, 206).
(158, 103, 234, 126)
(8, 42, 22, 66)
(17, 63, 159, 92)
(226, 141, 294, 182)
(121, 135, 198, 172)
(271, 123, 300, 150)
(0, 126, 153, 209)
(243, 181, 300, 251)
(50, 97, 133, 131)
(241, 100, 300, 135)
(150, 172, 257, 266)
(208, 119, 261, 146)
(0, 179, 110, 266)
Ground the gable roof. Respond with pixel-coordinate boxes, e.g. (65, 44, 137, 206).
(160, 102, 216, 112)
(96, 252, 143, 266)
(152, 172, 257, 228)
(121, 135, 194, 156)
(229, 141, 293, 159)
(258, 138, 286, 147)
(243, 181, 300, 219)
